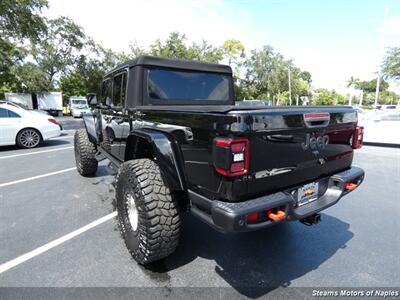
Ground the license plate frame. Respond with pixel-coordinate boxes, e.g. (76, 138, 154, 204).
(297, 182, 319, 207)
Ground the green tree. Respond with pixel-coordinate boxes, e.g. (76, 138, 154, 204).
(0, 39, 27, 93)
(356, 78, 389, 93)
(268, 64, 290, 100)
(346, 76, 393, 105)
(221, 39, 246, 99)
(0, 0, 48, 95)
(150, 32, 188, 59)
(346, 76, 360, 88)
(380, 90, 399, 105)
(276, 91, 290, 105)
(0, 0, 48, 40)
(222, 39, 245, 77)
(60, 42, 129, 103)
(60, 60, 95, 103)
(241, 45, 311, 102)
(187, 40, 223, 63)
(12, 62, 51, 92)
(383, 47, 400, 81)
(299, 71, 312, 84)
(128, 40, 148, 58)
(242, 45, 281, 99)
(336, 93, 347, 105)
(149, 32, 222, 63)
(30, 17, 86, 89)
(313, 88, 335, 105)
(295, 78, 312, 98)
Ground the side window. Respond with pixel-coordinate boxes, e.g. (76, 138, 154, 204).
(8, 110, 20, 118)
(0, 108, 7, 118)
(112, 71, 127, 107)
(101, 79, 112, 106)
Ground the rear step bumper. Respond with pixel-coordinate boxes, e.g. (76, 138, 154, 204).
(189, 166, 364, 232)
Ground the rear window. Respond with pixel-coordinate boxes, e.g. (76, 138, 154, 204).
(0, 108, 8, 118)
(8, 110, 20, 118)
(146, 68, 230, 101)
(0, 107, 20, 118)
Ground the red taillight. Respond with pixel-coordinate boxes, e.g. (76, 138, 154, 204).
(352, 126, 364, 149)
(246, 212, 258, 223)
(48, 118, 58, 125)
(214, 138, 250, 177)
(304, 113, 330, 119)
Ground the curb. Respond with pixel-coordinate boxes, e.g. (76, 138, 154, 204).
(364, 142, 400, 148)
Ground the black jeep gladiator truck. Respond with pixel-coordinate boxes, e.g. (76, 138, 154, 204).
(74, 56, 365, 265)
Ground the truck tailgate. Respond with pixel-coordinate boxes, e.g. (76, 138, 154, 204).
(230, 108, 358, 199)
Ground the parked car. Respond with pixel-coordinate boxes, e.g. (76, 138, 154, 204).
(75, 56, 364, 265)
(375, 105, 399, 111)
(69, 97, 91, 118)
(0, 102, 62, 148)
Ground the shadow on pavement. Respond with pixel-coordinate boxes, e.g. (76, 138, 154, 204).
(57, 117, 84, 131)
(41, 140, 72, 147)
(143, 213, 353, 298)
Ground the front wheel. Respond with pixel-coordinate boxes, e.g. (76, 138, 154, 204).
(116, 159, 181, 265)
(74, 129, 98, 176)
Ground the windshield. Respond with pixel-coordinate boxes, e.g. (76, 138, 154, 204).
(71, 100, 88, 108)
(146, 68, 230, 101)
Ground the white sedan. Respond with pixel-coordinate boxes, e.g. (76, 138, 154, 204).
(0, 102, 62, 148)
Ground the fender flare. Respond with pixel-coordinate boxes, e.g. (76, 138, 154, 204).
(125, 128, 187, 192)
(82, 113, 98, 144)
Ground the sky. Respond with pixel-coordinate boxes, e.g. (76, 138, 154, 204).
(45, 0, 400, 93)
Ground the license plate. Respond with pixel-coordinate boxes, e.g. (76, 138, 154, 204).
(297, 182, 319, 206)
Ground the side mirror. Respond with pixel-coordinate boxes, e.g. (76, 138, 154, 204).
(86, 93, 98, 108)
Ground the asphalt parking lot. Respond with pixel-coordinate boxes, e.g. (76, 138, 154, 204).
(0, 117, 399, 298)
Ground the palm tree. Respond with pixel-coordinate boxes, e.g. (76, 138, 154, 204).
(346, 76, 360, 88)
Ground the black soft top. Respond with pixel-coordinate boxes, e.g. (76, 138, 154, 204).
(106, 56, 233, 75)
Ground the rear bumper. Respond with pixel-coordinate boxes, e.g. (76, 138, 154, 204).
(72, 111, 82, 117)
(41, 126, 61, 141)
(72, 110, 90, 117)
(189, 166, 364, 232)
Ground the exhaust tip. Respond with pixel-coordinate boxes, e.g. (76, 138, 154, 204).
(300, 213, 321, 226)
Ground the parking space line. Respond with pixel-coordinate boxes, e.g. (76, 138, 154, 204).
(0, 146, 73, 160)
(0, 167, 76, 188)
(0, 212, 117, 274)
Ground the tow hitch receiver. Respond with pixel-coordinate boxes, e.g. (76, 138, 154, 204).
(267, 210, 286, 221)
(300, 213, 321, 226)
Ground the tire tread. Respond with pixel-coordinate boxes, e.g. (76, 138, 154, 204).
(116, 159, 180, 264)
(74, 129, 98, 176)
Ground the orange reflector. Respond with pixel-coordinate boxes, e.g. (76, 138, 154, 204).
(267, 210, 286, 221)
(345, 182, 358, 191)
(246, 212, 258, 223)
